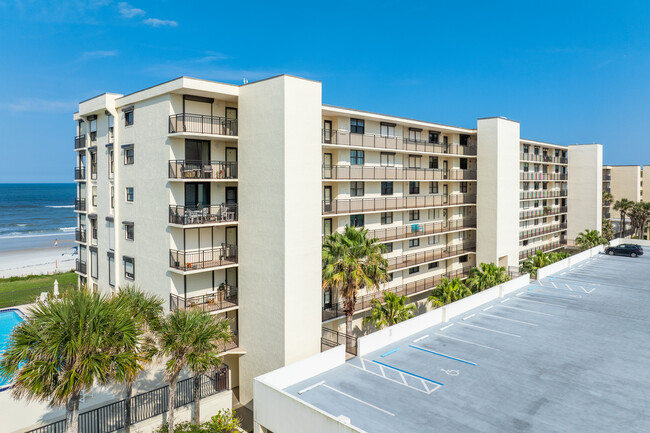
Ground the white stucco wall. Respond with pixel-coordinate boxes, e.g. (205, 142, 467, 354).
(567, 144, 603, 240)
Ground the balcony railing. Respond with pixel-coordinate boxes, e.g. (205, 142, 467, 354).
(169, 113, 238, 136)
(170, 286, 238, 313)
(75, 259, 87, 274)
(321, 327, 357, 356)
(74, 198, 86, 212)
(322, 266, 472, 321)
(74, 167, 85, 180)
(520, 190, 568, 200)
(74, 135, 86, 150)
(365, 218, 476, 243)
(520, 206, 567, 220)
(169, 204, 238, 225)
(169, 160, 238, 180)
(323, 193, 476, 215)
(519, 241, 562, 260)
(170, 245, 238, 271)
(519, 223, 567, 240)
(386, 242, 475, 271)
(603, 174, 612, 181)
(520, 172, 568, 181)
(323, 165, 477, 181)
(75, 228, 87, 243)
(520, 153, 568, 164)
(323, 130, 477, 156)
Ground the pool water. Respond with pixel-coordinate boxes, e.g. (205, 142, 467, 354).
(0, 309, 23, 388)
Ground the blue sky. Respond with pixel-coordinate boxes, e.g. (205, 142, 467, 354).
(1, 0, 649, 183)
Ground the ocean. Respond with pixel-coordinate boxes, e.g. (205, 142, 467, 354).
(0, 184, 77, 252)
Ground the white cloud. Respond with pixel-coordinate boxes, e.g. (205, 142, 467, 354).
(197, 51, 229, 63)
(1, 98, 77, 113)
(82, 50, 118, 59)
(118, 2, 145, 18)
(143, 18, 178, 27)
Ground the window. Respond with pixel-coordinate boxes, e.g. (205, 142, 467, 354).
(409, 266, 419, 275)
(430, 182, 439, 194)
(109, 149, 114, 176)
(409, 239, 420, 248)
(460, 135, 470, 146)
(350, 181, 364, 197)
(323, 218, 332, 236)
(89, 118, 97, 142)
(429, 156, 438, 169)
(388, 272, 394, 281)
(381, 212, 393, 224)
(126, 187, 134, 202)
(90, 151, 97, 180)
(460, 182, 468, 193)
(125, 110, 134, 126)
(409, 210, 419, 221)
(108, 115, 114, 143)
(460, 158, 468, 170)
(429, 131, 440, 143)
(350, 150, 364, 165)
(409, 128, 422, 141)
(428, 262, 439, 270)
(110, 186, 114, 209)
(90, 248, 98, 279)
(123, 256, 135, 280)
(555, 149, 560, 157)
(350, 118, 364, 134)
(124, 223, 134, 241)
(523, 163, 529, 172)
(523, 144, 529, 153)
(543, 182, 548, 190)
(409, 181, 420, 194)
(350, 214, 364, 227)
(92, 186, 97, 206)
(108, 254, 115, 287)
(124, 147, 134, 165)
(381, 181, 393, 196)
(459, 255, 469, 263)
(408, 155, 421, 168)
(428, 235, 439, 245)
(380, 152, 395, 166)
(380, 122, 395, 138)
(108, 221, 115, 251)
(384, 243, 393, 253)
(534, 147, 540, 155)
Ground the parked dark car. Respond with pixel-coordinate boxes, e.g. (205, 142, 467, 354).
(605, 244, 644, 257)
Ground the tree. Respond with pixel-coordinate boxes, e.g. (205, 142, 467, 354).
(628, 202, 650, 238)
(602, 218, 615, 241)
(0, 288, 138, 433)
(362, 292, 415, 329)
(520, 250, 552, 279)
(114, 286, 164, 433)
(428, 278, 472, 307)
(547, 251, 570, 263)
(465, 263, 510, 293)
(613, 198, 634, 237)
(322, 225, 389, 342)
(575, 229, 608, 250)
(155, 309, 231, 432)
(602, 191, 614, 206)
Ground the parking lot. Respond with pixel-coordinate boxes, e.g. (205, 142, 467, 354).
(286, 253, 650, 432)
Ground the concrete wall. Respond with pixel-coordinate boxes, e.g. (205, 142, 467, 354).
(567, 144, 603, 240)
(609, 165, 642, 220)
(476, 118, 520, 268)
(536, 244, 605, 279)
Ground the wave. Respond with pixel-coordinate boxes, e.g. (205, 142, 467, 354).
(0, 227, 77, 239)
(45, 205, 74, 208)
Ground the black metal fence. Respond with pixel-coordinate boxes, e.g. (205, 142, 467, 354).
(321, 328, 357, 356)
(25, 368, 229, 433)
(168, 160, 238, 179)
(74, 198, 86, 212)
(170, 287, 238, 313)
(169, 245, 238, 271)
(75, 135, 86, 150)
(169, 204, 238, 225)
(168, 114, 238, 136)
(74, 167, 85, 180)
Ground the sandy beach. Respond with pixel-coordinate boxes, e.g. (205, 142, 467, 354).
(0, 236, 77, 278)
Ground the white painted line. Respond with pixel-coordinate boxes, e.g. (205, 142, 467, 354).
(298, 380, 325, 395)
(516, 297, 568, 308)
(347, 359, 441, 395)
(479, 313, 539, 327)
(551, 282, 558, 289)
(498, 305, 554, 317)
(322, 384, 396, 416)
(500, 298, 511, 303)
(566, 284, 573, 291)
(515, 292, 524, 297)
(561, 272, 567, 275)
(580, 286, 595, 294)
(483, 305, 494, 311)
(433, 333, 500, 351)
(440, 324, 454, 331)
(413, 334, 429, 343)
(459, 322, 521, 337)
(463, 314, 475, 320)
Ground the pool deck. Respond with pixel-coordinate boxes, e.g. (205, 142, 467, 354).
(285, 253, 650, 432)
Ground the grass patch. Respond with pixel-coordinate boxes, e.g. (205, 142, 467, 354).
(0, 271, 77, 308)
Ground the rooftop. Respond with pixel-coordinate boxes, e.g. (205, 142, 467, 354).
(283, 252, 650, 433)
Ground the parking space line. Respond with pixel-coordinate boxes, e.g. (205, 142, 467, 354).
(380, 348, 400, 358)
(348, 359, 439, 395)
(372, 360, 444, 386)
(498, 305, 554, 316)
(433, 333, 500, 350)
(516, 297, 568, 308)
(479, 312, 539, 326)
(413, 335, 429, 343)
(483, 305, 494, 311)
(463, 314, 475, 320)
(408, 344, 477, 365)
(527, 292, 581, 301)
(459, 322, 521, 337)
(440, 323, 454, 331)
(298, 380, 325, 395)
(321, 384, 396, 416)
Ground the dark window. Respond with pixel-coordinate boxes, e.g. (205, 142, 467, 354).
(124, 148, 134, 165)
(460, 135, 470, 146)
(381, 181, 393, 196)
(409, 266, 419, 275)
(350, 214, 364, 227)
(460, 158, 468, 170)
(409, 181, 420, 194)
(409, 210, 419, 221)
(91, 249, 98, 279)
(429, 131, 440, 143)
(350, 182, 364, 197)
(124, 223, 134, 240)
(388, 272, 394, 281)
(123, 256, 135, 280)
(409, 238, 420, 248)
(380, 152, 395, 166)
(350, 150, 364, 165)
(126, 187, 134, 202)
(430, 182, 439, 194)
(429, 156, 438, 169)
(350, 118, 365, 134)
(125, 110, 134, 126)
(385, 243, 393, 253)
(108, 255, 115, 287)
(459, 255, 469, 263)
(323, 218, 332, 236)
(460, 182, 468, 193)
(523, 144, 529, 153)
(428, 262, 439, 270)
(381, 212, 393, 224)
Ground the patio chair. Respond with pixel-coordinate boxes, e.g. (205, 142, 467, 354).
(203, 164, 213, 179)
(411, 223, 423, 234)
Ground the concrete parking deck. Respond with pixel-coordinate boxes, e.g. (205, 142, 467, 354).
(285, 253, 650, 432)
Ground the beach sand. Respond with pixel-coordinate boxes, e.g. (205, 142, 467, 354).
(0, 238, 77, 278)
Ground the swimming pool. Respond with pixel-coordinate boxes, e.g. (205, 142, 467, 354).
(0, 309, 23, 389)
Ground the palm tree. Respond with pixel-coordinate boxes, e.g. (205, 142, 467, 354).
(520, 250, 552, 279)
(602, 218, 615, 240)
(155, 309, 231, 431)
(428, 278, 472, 307)
(547, 251, 570, 262)
(0, 288, 138, 433)
(628, 202, 650, 238)
(363, 292, 415, 329)
(322, 225, 389, 341)
(465, 262, 510, 293)
(575, 229, 608, 250)
(602, 191, 614, 206)
(613, 198, 633, 237)
(114, 286, 164, 433)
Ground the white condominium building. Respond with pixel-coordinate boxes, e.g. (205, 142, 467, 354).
(72, 74, 602, 408)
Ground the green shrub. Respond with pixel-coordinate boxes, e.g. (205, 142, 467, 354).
(154, 410, 241, 433)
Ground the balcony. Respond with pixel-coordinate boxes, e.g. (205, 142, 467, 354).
(323, 193, 476, 215)
(170, 286, 238, 313)
(222, 331, 239, 353)
(168, 114, 237, 136)
(520, 153, 568, 164)
(170, 245, 238, 271)
(520, 206, 567, 220)
(75, 228, 87, 243)
(74, 167, 85, 180)
(322, 266, 472, 321)
(169, 160, 238, 180)
(520, 172, 568, 181)
(386, 242, 475, 271)
(365, 218, 476, 243)
(169, 204, 238, 225)
(323, 130, 477, 156)
(74, 198, 86, 212)
(519, 223, 567, 240)
(520, 190, 568, 200)
(75, 259, 87, 274)
(603, 174, 612, 181)
(323, 165, 476, 181)
(519, 241, 562, 260)
(74, 135, 86, 150)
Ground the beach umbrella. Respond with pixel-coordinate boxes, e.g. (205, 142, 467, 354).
(53, 280, 59, 297)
